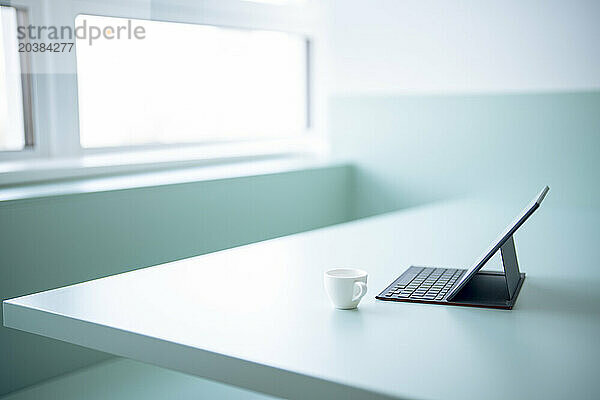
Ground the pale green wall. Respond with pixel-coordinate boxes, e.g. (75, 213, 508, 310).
(330, 91, 600, 217)
(0, 165, 352, 396)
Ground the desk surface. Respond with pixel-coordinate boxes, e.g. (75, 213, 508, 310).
(4, 198, 600, 400)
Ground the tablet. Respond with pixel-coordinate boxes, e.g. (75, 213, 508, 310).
(446, 186, 549, 300)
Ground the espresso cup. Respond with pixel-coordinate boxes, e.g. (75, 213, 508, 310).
(324, 268, 368, 309)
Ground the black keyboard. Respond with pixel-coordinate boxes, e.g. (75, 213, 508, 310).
(377, 267, 466, 302)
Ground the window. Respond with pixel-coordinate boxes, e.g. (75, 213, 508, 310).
(75, 15, 308, 149)
(0, 5, 29, 152)
(0, 1, 321, 184)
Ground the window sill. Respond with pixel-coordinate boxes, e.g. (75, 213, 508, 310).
(0, 155, 344, 204)
(0, 138, 326, 187)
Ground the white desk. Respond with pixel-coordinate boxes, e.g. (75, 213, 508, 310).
(4, 198, 600, 400)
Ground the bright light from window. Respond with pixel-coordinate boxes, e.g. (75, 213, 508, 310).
(76, 15, 307, 149)
(0, 6, 25, 151)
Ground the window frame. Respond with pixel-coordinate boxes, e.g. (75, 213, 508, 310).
(0, 3, 35, 156)
(0, 0, 324, 176)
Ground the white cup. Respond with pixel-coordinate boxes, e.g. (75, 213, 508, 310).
(324, 268, 368, 309)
